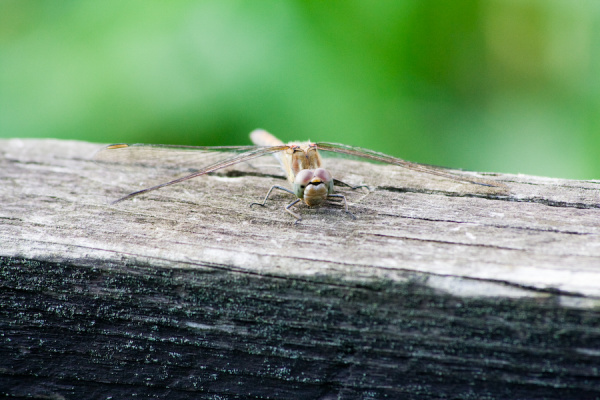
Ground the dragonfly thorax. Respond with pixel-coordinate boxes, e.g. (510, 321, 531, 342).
(293, 168, 334, 206)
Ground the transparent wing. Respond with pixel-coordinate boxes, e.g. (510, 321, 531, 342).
(315, 142, 507, 189)
(94, 143, 260, 171)
(95, 143, 291, 203)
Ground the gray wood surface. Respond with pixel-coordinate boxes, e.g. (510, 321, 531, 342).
(1, 138, 599, 399)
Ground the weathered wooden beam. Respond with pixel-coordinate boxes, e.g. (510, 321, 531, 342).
(1, 138, 599, 399)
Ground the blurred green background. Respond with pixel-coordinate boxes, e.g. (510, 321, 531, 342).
(1, 0, 599, 179)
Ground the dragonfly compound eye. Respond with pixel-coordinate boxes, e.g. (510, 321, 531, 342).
(313, 168, 332, 183)
(294, 169, 315, 186)
(313, 168, 334, 194)
(293, 169, 315, 198)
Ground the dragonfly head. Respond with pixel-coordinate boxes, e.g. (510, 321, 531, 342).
(293, 168, 334, 206)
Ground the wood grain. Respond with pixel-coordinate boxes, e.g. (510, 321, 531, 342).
(1, 138, 599, 399)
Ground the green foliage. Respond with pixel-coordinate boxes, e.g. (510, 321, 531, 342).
(1, 1, 599, 179)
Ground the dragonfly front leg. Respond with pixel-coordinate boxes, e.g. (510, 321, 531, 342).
(250, 185, 296, 208)
(285, 198, 302, 224)
(327, 193, 356, 219)
(250, 185, 303, 223)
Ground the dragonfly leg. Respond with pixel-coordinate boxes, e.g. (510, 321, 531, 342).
(350, 184, 369, 190)
(327, 194, 356, 219)
(250, 185, 295, 208)
(333, 178, 369, 191)
(285, 198, 302, 224)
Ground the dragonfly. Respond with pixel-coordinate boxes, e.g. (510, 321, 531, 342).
(95, 129, 507, 223)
